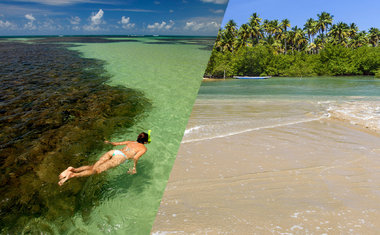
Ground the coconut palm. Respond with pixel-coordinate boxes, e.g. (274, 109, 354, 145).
(262, 19, 270, 38)
(307, 42, 317, 54)
(248, 13, 262, 44)
(270, 20, 282, 40)
(368, 27, 380, 47)
(348, 23, 358, 39)
(223, 20, 238, 52)
(290, 26, 307, 52)
(236, 23, 251, 49)
(317, 12, 333, 43)
(314, 38, 324, 53)
(349, 31, 369, 48)
(225, 20, 238, 38)
(214, 29, 223, 52)
(281, 19, 290, 54)
(304, 18, 318, 43)
(329, 22, 349, 46)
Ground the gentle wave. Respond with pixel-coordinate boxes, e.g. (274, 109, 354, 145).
(184, 125, 204, 135)
(322, 101, 380, 132)
(182, 116, 325, 143)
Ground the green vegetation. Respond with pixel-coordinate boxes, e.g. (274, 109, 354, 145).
(205, 12, 380, 78)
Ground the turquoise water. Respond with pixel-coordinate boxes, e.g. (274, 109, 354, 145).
(183, 77, 380, 143)
(57, 37, 213, 234)
(199, 77, 380, 98)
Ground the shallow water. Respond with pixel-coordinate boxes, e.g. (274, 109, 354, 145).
(0, 37, 214, 234)
(153, 77, 380, 234)
(63, 37, 213, 234)
(0, 40, 150, 233)
(185, 77, 380, 142)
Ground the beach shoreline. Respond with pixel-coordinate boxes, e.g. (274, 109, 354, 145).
(152, 118, 380, 234)
(152, 77, 380, 234)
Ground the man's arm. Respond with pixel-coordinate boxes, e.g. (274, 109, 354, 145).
(128, 148, 147, 175)
(104, 140, 131, 146)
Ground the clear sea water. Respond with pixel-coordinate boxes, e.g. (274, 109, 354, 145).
(184, 77, 380, 143)
(0, 36, 214, 234)
(68, 37, 213, 234)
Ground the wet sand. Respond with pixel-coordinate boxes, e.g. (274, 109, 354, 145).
(152, 105, 380, 234)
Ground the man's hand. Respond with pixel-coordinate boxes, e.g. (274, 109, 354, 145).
(104, 140, 110, 144)
(127, 167, 137, 175)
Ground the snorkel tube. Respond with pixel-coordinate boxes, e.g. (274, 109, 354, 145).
(147, 130, 151, 144)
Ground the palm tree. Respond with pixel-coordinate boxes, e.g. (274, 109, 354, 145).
(236, 23, 251, 49)
(281, 19, 290, 54)
(223, 20, 238, 52)
(262, 19, 270, 38)
(329, 22, 349, 46)
(348, 23, 358, 39)
(314, 37, 324, 53)
(225, 20, 238, 38)
(248, 13, 262, 45)
(368, 27, 380, 47)
(349, 31, 368, 48)
(271, 39, 283, 54)
(270, 20, 282, 40)
(317, 12, 333, 43)
(307, 42, 317, 54)
(304, 18, 318, 43)
(214, 28, 223, 52)
(290, 26, 307, 52)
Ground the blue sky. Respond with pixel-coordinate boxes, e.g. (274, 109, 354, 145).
(0, 0, 228, 36)
(222, 0, 380, 31)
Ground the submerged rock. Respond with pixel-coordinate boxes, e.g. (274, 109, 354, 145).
(0, 40, 151, 233)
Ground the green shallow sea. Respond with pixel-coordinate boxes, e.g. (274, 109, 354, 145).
(60, 37, 213, 234)
(26, 37, 210, 234)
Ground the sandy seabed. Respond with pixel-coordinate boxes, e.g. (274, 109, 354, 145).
(152, 108, 380, 234)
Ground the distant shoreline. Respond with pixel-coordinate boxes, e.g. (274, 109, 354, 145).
(203, 75, 378, 81)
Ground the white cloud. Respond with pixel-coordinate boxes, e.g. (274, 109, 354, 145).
(169, 9, 174, 13)
(0, 19, 17, 29)
(25, 14, 36, 21)
(119, 16, 135, 29)
(90, 9, 103, 25)
(39, 18, 63, 31)
(105, 8, 156, 13)
(210, 9, 224, 14)
(83, 9, 105, 31)
(184, 20, 220, 31)
(24, 13, 36, 30)
(10, 0, 103, 6)
(147, 20, 174, 30)
(70, 16, 81, 25)
(24, 21, 36, 30)
(200, 0, 228, 4)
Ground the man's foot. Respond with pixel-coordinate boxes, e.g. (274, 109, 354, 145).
(58, 172, 73, 186)
(59, 167, 74, 179)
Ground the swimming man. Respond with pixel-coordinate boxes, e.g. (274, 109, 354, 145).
(58, 132, 148, 186)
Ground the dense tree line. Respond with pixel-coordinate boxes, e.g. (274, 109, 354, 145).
(205, 12, 380, 78)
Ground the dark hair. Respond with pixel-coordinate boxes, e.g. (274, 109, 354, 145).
(137, 132, 148, 144)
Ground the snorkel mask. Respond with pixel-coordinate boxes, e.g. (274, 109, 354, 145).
(147, 130, 151, 144)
